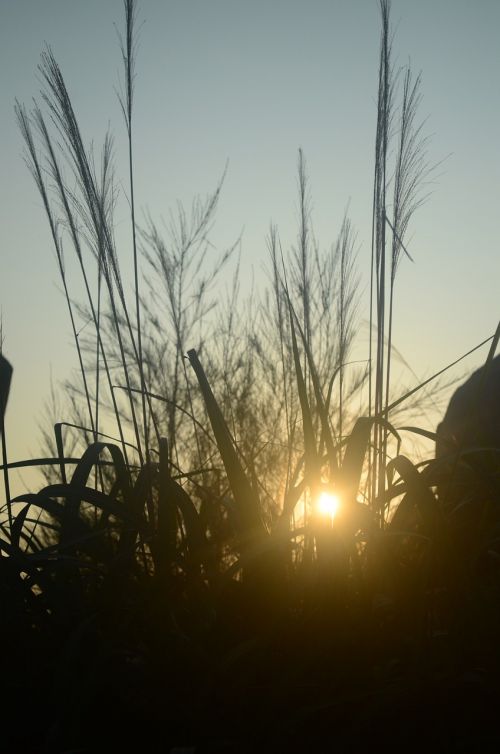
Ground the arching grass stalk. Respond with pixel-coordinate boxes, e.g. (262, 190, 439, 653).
(37, 111, 127, 468)
(19, 103, 130, 467)
(15, 105, 96, 473)
(36, 49, 144, 465)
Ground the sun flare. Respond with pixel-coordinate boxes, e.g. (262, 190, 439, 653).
(317, 491, 341, 520)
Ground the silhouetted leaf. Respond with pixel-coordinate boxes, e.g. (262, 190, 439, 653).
(0, 354, 12, 426)
(338, 416, 400, 505)
(187, 349, 266, 544)
(388, 454, 439, 532)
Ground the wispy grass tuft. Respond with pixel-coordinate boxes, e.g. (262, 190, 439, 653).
(5, 2, 500, 750)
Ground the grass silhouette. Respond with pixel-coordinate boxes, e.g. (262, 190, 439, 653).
(1, 1, 500, 751)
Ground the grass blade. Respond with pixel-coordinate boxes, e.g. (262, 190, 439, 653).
(187, 349, 266, 542)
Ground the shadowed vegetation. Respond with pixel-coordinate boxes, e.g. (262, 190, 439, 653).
(2, 1, 500, 751)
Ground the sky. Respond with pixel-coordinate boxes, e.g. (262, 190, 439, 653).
(1, 0, 499, 495)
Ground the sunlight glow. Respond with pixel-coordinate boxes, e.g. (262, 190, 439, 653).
(317, 492, 341, 521)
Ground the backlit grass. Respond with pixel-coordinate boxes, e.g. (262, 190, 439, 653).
(1, 1, 500, 751)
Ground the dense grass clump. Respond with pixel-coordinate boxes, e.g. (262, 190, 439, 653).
(2, 1, 500, 751)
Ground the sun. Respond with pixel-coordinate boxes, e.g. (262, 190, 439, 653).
(317, 491, 341, 521)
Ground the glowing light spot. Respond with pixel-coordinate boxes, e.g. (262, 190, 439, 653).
(317, 492, 341, 521)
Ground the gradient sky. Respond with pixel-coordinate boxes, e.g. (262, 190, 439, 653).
(1, 0, 499, 494)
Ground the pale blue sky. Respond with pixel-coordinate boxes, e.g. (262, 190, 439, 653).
(1, 1, 499, 493)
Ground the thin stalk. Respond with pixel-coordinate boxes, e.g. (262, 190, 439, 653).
(269, 227, 292, 502)
(37, 49, 144, 464)
(297, 148, 311, 381)
(120, 0, 149, 464)
(1, 419, 10, 517)
(370, 0, 393, 524)
(95, 257, 102, 485)
(34, 106, 130, 466)
(16, 104, 96, 451)
(376, 8, 390, 518)
(0, 340, 11, 524)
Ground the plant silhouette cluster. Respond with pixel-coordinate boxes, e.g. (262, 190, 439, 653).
(2, 1, 500, 751)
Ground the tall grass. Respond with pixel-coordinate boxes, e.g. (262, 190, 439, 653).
(2, 0, 500, 750)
